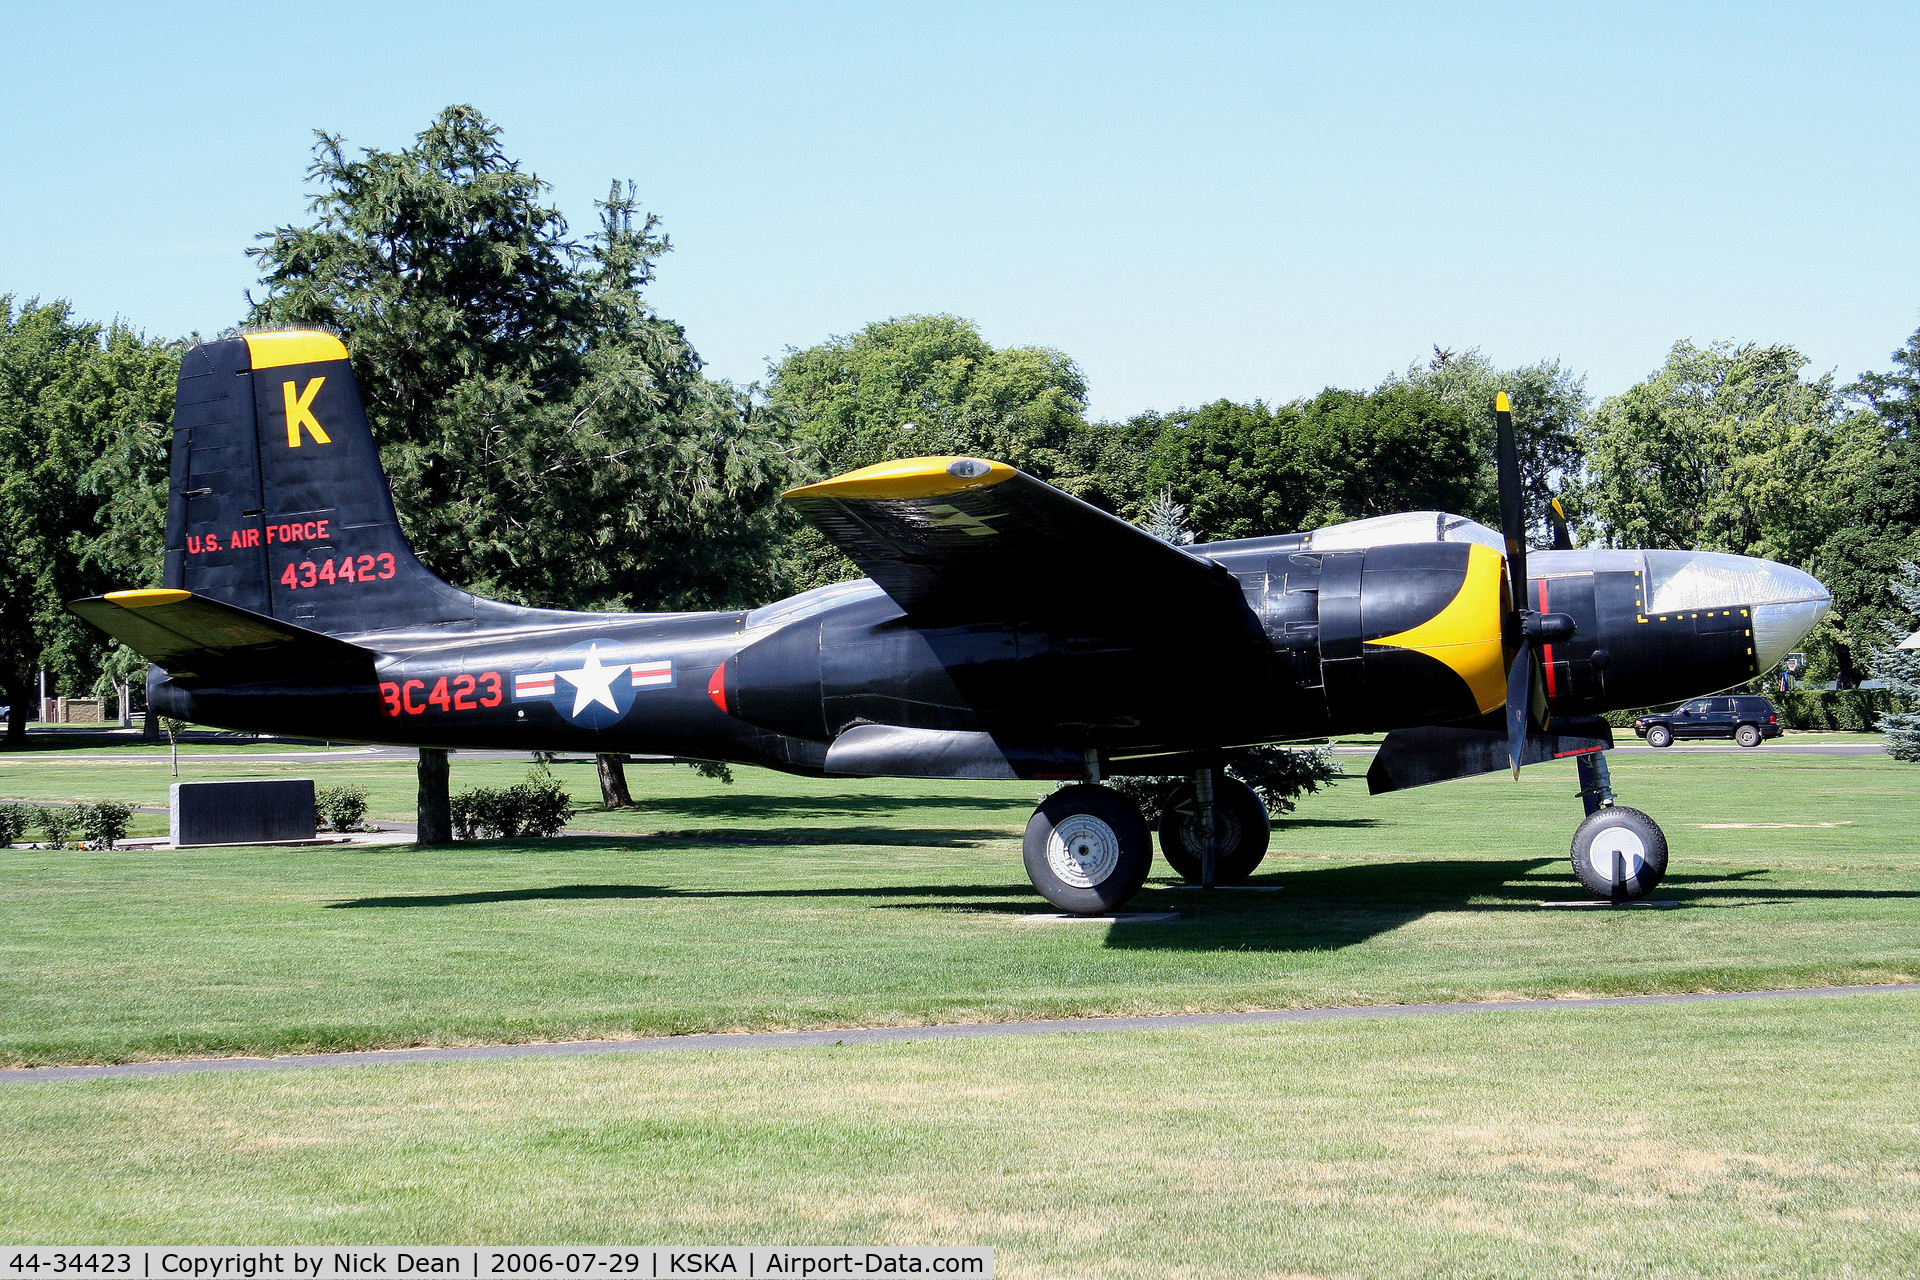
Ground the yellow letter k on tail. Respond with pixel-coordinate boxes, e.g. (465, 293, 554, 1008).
(283, 378, 331, 447)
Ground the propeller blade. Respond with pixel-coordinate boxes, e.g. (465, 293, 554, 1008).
(1506, 635, 1532, 779)
(1495, 391, 1527, 597)
(1547, 495, 1574, 551)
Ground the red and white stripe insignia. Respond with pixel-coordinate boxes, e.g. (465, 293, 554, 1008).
(630, 659, 674, 688)
(514, 672, 557, 699)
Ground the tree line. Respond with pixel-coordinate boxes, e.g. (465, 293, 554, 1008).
(4, 105, 1918, 740)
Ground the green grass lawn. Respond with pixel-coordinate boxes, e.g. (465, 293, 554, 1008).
(4, 996, 1917, 1276)
(2, 748, 1915, 1066)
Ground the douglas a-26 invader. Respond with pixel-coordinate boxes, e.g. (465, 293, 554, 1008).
(72, 332, 1833, 912)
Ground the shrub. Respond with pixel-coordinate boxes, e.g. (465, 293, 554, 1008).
(513, 773, 573, 838)
(77, 801, 136, 850)
(315, 784, 370, 832)
(1609, 690, 1906, 733)
(451, 787, 507, 839)
(1774, 688, 1899, 731)
(1103, 744, 1341, 825)
(34, 807, 81, 849)
(0, 804, 30, 847)
(451, 770, 573, 840)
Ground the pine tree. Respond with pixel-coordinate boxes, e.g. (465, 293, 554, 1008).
(1141, 488, 1195, 545)
(247, 106, 798, 613)
(1872, 560, 1920, 762)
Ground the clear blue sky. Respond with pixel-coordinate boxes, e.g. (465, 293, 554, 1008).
(4, 1, 1915, 421)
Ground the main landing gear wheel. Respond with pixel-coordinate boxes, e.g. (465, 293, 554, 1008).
(1645, 724, 1673, 748)
(1159, 776, 1271, 885)
(1570, 806, 1669, 901)
(1023, 785, 1153, 915)
(1735, 724, 1764, 748)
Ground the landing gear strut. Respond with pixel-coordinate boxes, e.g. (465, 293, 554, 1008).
(1569, 750, 1668, 901)
(1159, 771, 1271, 886)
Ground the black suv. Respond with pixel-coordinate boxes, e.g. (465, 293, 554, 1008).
(1632, 696, 1782, 748)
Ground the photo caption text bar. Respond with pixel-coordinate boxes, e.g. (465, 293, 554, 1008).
(1, 1249, 991, 1279)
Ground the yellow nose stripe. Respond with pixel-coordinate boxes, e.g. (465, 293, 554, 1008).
(1364, 543, 1508, 714)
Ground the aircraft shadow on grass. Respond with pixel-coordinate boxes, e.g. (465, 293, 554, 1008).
(324, 859, 1920, 953)
(584, 792, 1034, 821)
(593, 825, 1016, 848)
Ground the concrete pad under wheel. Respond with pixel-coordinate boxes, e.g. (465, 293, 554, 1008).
(1019, 912, 1182, 924)
(1539, 900, 1681, 908)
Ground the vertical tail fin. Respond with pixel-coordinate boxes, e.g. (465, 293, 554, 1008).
(164, 331, 477, 636)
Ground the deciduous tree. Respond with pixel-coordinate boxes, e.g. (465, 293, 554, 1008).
(0, 298, 176, 741)
(1382, 346, 1588, 539)
(770, 314, 1094, 586)
(1577, 339, 1892, 682)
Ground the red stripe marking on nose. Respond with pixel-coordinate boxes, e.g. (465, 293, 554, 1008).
(1536, 579, 1559, 700)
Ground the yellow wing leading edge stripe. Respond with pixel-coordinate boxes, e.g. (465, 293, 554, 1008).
(244, 331, 349, 369)
(784, 456, 1017, 502)
(1364, 542, 1508, 714)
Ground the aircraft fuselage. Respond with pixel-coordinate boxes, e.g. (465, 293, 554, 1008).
(151, 530, 1818, 780)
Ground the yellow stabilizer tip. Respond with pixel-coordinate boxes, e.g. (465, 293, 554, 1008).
(245, 330, 348, 369)
(1551, 496, 1567, 517)
(104, 589, 191, 608)
(784, 456, 1017, 502)
(1494, 391, 1512, 414)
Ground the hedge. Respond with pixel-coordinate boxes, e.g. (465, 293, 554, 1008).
(1603, 688, 1903, 733)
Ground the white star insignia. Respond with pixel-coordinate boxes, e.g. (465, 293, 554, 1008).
(558, 644, 626, 716)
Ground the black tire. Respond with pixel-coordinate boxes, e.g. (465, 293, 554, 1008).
(1735, 723, 1763, 748)
(1158, 777, 1272, 885)
(1023, 785, 1153, 914)
(1645, 724, 1673, 748)
(1570, 806, 1669, 901)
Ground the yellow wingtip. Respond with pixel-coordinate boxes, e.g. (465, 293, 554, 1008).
(104, 589, 191, 609)
(244, 330, 349, 369)
(784, 456, 1017, 502)
(1495, 391, 1512, 414)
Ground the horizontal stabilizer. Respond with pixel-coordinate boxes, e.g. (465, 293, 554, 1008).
(824, 724, 1084, 780)
(1367, 718, 1613, 794)
(67, 589, 376, 683)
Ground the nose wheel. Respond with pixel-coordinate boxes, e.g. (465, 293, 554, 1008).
(1571, 751, 1669, 901)
(1023, 785, 1153, 914)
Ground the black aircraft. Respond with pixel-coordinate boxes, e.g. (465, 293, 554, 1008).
(72, 331, 1832, 912)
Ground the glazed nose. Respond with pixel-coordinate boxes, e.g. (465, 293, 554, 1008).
(1641, 550, 1832, 670)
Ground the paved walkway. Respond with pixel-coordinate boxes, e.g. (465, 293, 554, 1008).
(8, 983, 1914, 1083)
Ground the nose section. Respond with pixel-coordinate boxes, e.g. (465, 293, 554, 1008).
(1641, 550, 1831, 671)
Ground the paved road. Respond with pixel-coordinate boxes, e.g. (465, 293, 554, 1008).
(7, 983, 1913, 1083)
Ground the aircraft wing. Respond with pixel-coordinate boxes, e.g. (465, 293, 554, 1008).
(783, 457, 1251, 629)
(67, 589, 376, 683)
